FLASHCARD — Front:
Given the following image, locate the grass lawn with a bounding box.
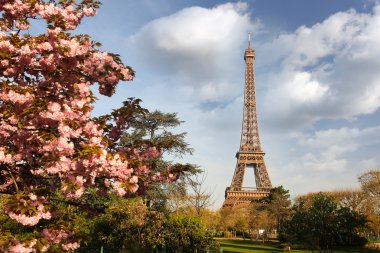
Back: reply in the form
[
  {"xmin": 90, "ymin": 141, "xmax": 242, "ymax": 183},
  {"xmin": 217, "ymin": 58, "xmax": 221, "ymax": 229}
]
[{"xmin": 218, "ymin": 239, "xmax": 380, "ymax": 253}]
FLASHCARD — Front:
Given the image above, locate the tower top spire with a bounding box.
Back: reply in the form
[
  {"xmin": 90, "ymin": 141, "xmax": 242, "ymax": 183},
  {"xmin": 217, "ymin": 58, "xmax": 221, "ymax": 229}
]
[{"xmin": 244, "ymin": 33, "xmax": 255, "ymax": 60}]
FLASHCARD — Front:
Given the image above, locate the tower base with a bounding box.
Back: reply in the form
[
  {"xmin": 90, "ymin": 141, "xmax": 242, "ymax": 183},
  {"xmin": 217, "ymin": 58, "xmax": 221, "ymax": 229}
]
[{"xmin": 222, "ymin": 187, "xmax": 270, "ymax": 208}]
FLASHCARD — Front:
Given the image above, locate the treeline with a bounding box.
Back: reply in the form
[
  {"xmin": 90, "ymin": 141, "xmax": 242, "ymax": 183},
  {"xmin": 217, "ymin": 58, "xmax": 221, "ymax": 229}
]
[{"xmin": 200, "ymin": 170, "xmax": 380, "ymax": 252}]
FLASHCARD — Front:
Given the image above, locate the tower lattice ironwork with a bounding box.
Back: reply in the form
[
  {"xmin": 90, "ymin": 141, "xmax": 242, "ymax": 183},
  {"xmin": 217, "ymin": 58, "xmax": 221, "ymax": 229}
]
[{"xmin": 222, "ymin": 34, "xmax": 272, "ymax": 208}]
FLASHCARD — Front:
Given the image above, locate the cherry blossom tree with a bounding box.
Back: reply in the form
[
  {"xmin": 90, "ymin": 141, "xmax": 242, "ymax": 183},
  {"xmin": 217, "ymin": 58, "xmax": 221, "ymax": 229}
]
[{"xmin": 0, "ymin": 1, "xmax": 173, "ymax": 251}]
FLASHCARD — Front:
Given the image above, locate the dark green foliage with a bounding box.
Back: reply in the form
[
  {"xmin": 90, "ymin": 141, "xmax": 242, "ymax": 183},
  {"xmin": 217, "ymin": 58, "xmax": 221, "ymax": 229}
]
[
  {"xmin": 77, "ymin": 198, "xmax": 151, "ymax": 253},
  {"xmin": 115, "ymin": 106, "xmax": 201, "ymax": 210},
  {"xmin": 119, "ymin": 108, "xmax": 193, "ymax": 156},
  {"xmin": 264, "ymin": 186, "xmax": 292, "ymax": 231},
  {"xmin": 250, "ymin": 185, "xmax": 292, "ymax": 235},
  {"xmin": 280, "ymin": 193, "xmax": 368, "ymax": 252},
  {"xmin": 78, "ymin": 199, "xmax": 219, "ymax": 253},
  {"xmin": 161, "ymin": 214, "xmax": 220, "ymax": 253}
]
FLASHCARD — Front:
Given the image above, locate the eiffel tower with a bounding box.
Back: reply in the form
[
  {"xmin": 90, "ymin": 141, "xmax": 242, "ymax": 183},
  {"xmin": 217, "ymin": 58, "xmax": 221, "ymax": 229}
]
[{"xmin": 222, "ymin": 34, "xmax": 272, "ymax": 208}]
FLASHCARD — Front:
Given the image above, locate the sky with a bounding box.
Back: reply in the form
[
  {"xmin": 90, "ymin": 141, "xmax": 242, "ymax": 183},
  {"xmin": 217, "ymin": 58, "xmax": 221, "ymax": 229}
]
[{"xmin": 77, "ymin": 0, "xmax": 380, "ymax": 208}]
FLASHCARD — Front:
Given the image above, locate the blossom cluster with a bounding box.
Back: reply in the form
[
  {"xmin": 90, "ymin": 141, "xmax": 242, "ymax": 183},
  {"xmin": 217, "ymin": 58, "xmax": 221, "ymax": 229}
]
[
  {"xmin": 2, "ymin": 0, "xmax": 96, "ymax": 31},
  {"xmin": 7, "ymin": 194, "xmax": 52, "ymax": 226},
  {"xmin": 4, "ymin": 239, "xmax": 48, "ymax": 253}
]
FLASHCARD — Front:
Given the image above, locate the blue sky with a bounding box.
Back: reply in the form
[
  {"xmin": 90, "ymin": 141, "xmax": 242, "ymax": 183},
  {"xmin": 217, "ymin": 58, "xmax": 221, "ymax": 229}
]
[{"xmin": 79, "ymin": 0, "xmax": 380, "ymax": 208}]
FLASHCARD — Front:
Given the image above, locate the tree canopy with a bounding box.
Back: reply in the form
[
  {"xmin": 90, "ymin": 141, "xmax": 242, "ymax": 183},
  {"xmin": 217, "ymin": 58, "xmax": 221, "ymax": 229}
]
[{"xmin": 280, "ymin": 193, "xmax": 368, "ymax": 252}]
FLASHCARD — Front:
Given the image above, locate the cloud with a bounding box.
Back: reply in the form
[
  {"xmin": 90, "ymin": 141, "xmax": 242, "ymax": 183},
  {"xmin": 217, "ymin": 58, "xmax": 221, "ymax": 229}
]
[
  {"xmin": 291, "ymin": 125, "xmax": 380, "ymax": 174},
  {"xmin": 298, "ymin": 125, "xmax": 380, "ymax": 148},
  {"xmin": 263, "ymin": 71, "xmax": 330, "ymax": 129},
  {"xmin": 358, "ymin": 159, "xmax": 380, "ymax": 170},
  {"xmin": 259, "ymin": 5, "xmax": 380, "ymax": 130},
  {"xmin": 128, "ymin": 2, "xmax": 261, "ymax": 103},
  {"xmin": 268, "ymin": 124, "xmax": 380, "ymax": 197}
]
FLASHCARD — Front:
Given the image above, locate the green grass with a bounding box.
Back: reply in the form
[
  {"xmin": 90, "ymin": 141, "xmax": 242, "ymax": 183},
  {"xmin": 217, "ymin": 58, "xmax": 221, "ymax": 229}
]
[
  {"xmin": 219, "ymin": 239, "xmax": 286, "ymax": 253},
  {"xmin": 218, "ymin": 239, "xmax": 380, "ymax": 253}
]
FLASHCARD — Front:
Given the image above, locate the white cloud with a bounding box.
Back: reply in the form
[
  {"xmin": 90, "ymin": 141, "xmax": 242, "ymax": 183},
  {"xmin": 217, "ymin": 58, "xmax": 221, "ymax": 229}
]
[
  {"xmin": 258, "ymin": 9, "xmax": 366, "ymax": 68},
  {"xmin": 298, "ymin": 126, "xmax": 380, "ymax": 148},
  {"xmin": 128, "ymin": 2, "xmax": 261, "ymax": 102},
  {"xmin": 148, "ymin": 3, "xmax": 249, "ymax": 54},
  {"xmin": 268, "ymin": 124, "xmax": 380, "ymax": 198},
  {"xmin": 259, "ymin": 5, "xmax": 380, "ymax": 130},
  {"xmin": 264, "ymin": 71, "xmax": 330, "ymax": 129},
  {"xmin": 290, "ymin": 73, "xmax": 329, "ymax": 103},
  {"xmin": 358, "ymin": 159, "xmax": 380, "ymax": 170}
]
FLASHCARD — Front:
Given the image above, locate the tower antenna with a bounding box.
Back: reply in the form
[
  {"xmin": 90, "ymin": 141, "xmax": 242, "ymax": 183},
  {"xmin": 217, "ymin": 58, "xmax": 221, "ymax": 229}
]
[{"xmin": 248, "ymin": 32, "xmax": 251, "ymax": 48}]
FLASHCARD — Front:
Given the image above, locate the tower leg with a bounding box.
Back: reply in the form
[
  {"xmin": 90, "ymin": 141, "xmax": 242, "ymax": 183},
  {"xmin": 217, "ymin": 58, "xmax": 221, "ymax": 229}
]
[
  {"xmin": 254, "ymin": 163, "xmax": 272, "ymax": 189},
  {"xmin": 230, "ymin": 162, "xmax": 246, "ymax": 190}
]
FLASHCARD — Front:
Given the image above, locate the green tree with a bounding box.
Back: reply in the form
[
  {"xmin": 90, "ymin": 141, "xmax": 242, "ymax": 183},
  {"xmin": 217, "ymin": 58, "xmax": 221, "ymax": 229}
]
[
  {"xmin": 161, "ymin": 214, "xmax": 219, "ymax": 253},
  {"xmin": 199, "ymin": 210, "xmax": 221, "ymax": 231},
  {"xmin": 247, "ymin": 186, "xmax": 291, "ymax": 241},
  {"xmin": 265, "ymin": 186, "xmax": 292, "ymax": 232},
  {"xmin": 117, "ymin": 108, "xmax": 200, "ymax": 210},
  {"xmin": 328, "ymin": 189, "xmax": 380, "ymax": 236},
  {"xmin": 280, "ymin": 193, "xmax": 367, "ymax": 252},
  {"xmin": 249, "ymin": 201, "xmax": 275, "ymax": 241},
  {"xmin": 120, "ymin": 109, "xmax": 193, "ymax": 156},
  {"xmin": 76, "ymin": 197, "xmax": 156, "ymax": 253}
]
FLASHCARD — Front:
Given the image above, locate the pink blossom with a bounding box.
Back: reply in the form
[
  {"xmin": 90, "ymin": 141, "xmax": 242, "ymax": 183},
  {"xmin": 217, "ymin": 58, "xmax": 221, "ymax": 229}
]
[
  {"xmin": 120, "ymin": 67, "xmax": 133, "ymax": 80},
  {"xmin": 47, "ymin": 27, "xmax": 62, "ymax": 37},
  {"xmin": 14, "ymin": 20, "xmax": 30, "ymax": 30},
  {"xmin": 127, "ymin": 176, "xmax": 139, "ymax": 192},
  {"xmin": 8, "ymin": 212, "xmax": 42, "ymax": 226},
  {"xmin": 62, "ymin": 242, "xmax": 80, "ymax": 251},
  {"xmin": 3, "ymin": 0, "xmax": 30, "ymax": 16},
  {"xmin": 76, "ymin": 82, "xmax": 91, "ymax": 96},
  {"xmin": 47, "ymin": 102, "xmax": 61, "ymax": 113},
  {"xmin": 4, "ymin": 242, "xmax": 34, "ymax": 253},
  {"xmin": 0, "ymin": 90, "xmax": 33, "ymax": 105},
  {"xmin": 83, "ymin": 121, "xmax": 103, "ymax": 136},
  {"xmin": 0, "ymin": 150, "xmax": 14, "ymax": 164},
  {"xmin": 0, "ymin": 59, "xmax": 9, "ymax": 67},
  {"xmin": 82, "ymin": 7, "xmax": 96, "ymax": 16},
  {"xmin": 129, "ymin": 175, "xmax": 138, "ymax": 184},
  {"xmin": 42, "ymin": 229, "xmax": 69, "ymax": 244},
  {"xmin": 0, "ymin": 122, "xmax": 18, "ymax": 138},
  {"xmin": 113, "ymin": 181, "xmax": 127, "ymax": 196},
  {"xmin": 58, "ymin": 124, "xmax": 72, "ymax": 137},
  {"xmin": 0, "ymin": 40, "xmax": 14, "ymax": 52},
  {"xmin": 28, "ymin": 193, "xmax": 37, "ymax": 201},
  {"xmin": 88, "ymin": 136, "xmax": 102, "ymax": 145},
  {"xmin": 7, "ymin": 197, "xmax": 52, "ymax": 226},
  {"xmin": 38, "ymin": 42, "xmax": 53, "ymax": 51},
  {"xmin": 70, "ymin": 98, "xmax": 86, "ymax": 108}
]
